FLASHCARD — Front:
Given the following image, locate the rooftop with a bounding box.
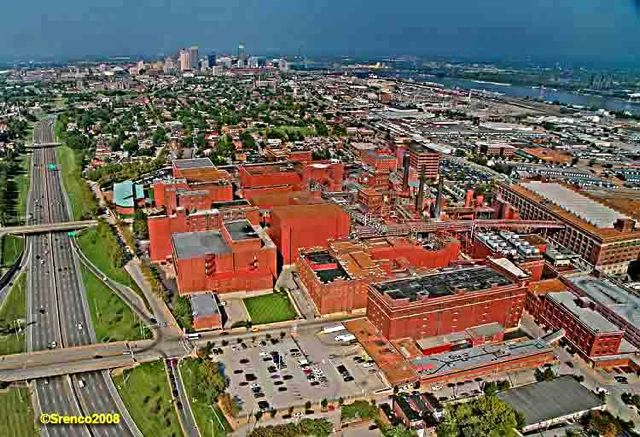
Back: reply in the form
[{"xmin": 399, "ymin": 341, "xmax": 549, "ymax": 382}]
[
  {"xmin": 113, "ymin": 180, "xmax": 144, "ymax": 208},
  {"xmin": 225, "ymin": 219, "xmax": 259, "ymax": 241},
  {"xmin": 412, "ymin": 338, "xmax": 552, "ymax": 378},
  {"xmin": 564, "ymin": 274, "xmax": 640, "ymax": 329},
  {"xmin": 190, "ymin": 292, "xmax": 220, "ymax": 318},
  {"xmin": 497, "ymin": 376, "xmax": 603, "ymax": 428},
  {"xmin": 547, "ymin": 291, "xmax": 622, "ymax": 334},
  {"xmin": 372, "ymin": 266, "xmax": 512, "ymax": 302},
  {"xmin": 520, "ymin": 181, "xmax": 631, "ymax": 229},
  {"xmin": 172, "ymin": 230, "xmax": 230, "ymax": 259},
  {"xmin": 173, "ymin": 158, "xmax": 215, "ymax": 169}
]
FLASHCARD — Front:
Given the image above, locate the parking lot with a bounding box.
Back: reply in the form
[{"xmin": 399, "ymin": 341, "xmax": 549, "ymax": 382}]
[{"xmin": 217, "ymin": 329, "xmax": 388, "ymax": 414}]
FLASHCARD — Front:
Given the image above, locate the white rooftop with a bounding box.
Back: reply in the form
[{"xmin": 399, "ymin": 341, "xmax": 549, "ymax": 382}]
[{"xmin": 521, "ymin": 181, "xmax": 630, "ymax": 228}]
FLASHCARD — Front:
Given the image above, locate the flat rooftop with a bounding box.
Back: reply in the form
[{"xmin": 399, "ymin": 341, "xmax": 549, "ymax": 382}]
[
  {"xmin": 547, "ymin": 291, "xmax": 621, "ymax": 334},
  {"xmin": 212, "ymin": 199, "xmax": 251, "ymax": 208},
  {"xmin": 412, "ymin": 338, "xmax": 552, "ymax": 379},
  {"xmin": 521, "ymin": 182, "xmax": 631, "ymax": 229},
  {"xmin": 372, "ymin": 266, "xmax": 512, "ymax": 302},
  {"xmin": 225, "ymin": 220, "xmax": 259, "ymax": 241},
  {"xmin": 173, "ymin": 158, "xmax": 215, "ymax": 169},
  {"xmin": 564, "ymin": 274, "xmax": 640, "ymax": 329},
  {"xmin": 497, "ymin": 376, "xmax": 603, "ymax": 428},
  {"xmin": 172, "ymin": 230, "xmax": 230, "ymax": 259},
  {"xmin": 190, "ymin": 292, "xmax": 220, "ymax": 317},
  {"xmin": 243, "ymin": 162, "xmax": 297, "ymax": 175}
]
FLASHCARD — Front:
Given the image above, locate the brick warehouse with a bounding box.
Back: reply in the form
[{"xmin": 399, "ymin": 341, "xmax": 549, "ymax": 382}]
[
  {"xmin": 269, "ymin": 203, "xmax": 351, "ymax": 264},
  {"xmin": 296, "ymin": 237, "xmax": 461, "ymax": 315},
  {"xmin": 527, "ymin": 291, "xmax": 624, "ymax": 359},
  {"xmin": 497, "ymin": 181, "xmax": 640, "ymax": 275},
  {"xmin": 367, "ymin": 261, "xmax": 529, "ymax": 341},
  {"xmin": 148, "ymin": 200, "xmax": 260, "ymax": 262},
  {"xmin": 172, "ymin": 219, "xmax": 277, "ymax": 294}
]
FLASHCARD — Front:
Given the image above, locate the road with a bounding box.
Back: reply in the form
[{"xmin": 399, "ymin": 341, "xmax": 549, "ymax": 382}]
[
  {"xmin": 27, "ymin": 117, "xmax": 140, "ymax": 437},
  {"xmin": 166, "ymin": 359, "xmax": 199, "ymax": 437}
]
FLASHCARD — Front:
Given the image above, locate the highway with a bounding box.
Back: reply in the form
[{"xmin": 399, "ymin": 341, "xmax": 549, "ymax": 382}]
[{"xmin": 27, "ymin": 118, "xmax": 140, "ymax": 437}]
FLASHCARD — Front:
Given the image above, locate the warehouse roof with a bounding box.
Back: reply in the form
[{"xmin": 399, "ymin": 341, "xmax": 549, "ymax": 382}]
[
  {"xmin": 497, "ymin": 376, "xmax": 603, "ymax": 428},
  {"xmin": 521, "ymin": 181, "xmax": 630, "ymax": 228},
  {"xmin": 190, "ymin": 292, "xmax": 220, "ymax": 318},
  {"xmin": 225, "ymin": 220, "xmax": 259, "ymax": 241},
  {"xmin": 372, "ymin": 266, "xmax": 512, "ymax": 302},
  {"xmin": 173, "ymin": 158, "xmax": 215, "ymax": 169},
  {"xmin": 172, "ymin": 231, "xmax": 230, "ymax": 259},
  {"xmin": 547, "ymin": 291, "xmax": 621, "ymax": 334}
]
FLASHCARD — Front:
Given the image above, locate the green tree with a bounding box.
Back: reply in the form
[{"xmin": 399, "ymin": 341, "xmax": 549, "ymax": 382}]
[
  {"xmin": 382, "ymin": 424, "xmax": 417, "ymax": 437},
  {"xmin": 436, "ymin": 395, "xmax": 521, "ymax": 437},
  {"xmin": 132, "ymin": 209, "xmax": 149, "ymax": 239}
]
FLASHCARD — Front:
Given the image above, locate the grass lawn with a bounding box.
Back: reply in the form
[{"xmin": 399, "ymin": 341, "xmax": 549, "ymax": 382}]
[
  {"xmin": 0, "ymin": 273, "xmax": 27, "ymax": 355},
  {"xmin": 55, "ymin": 145, "xmax": 98, "ymax": 220},
  {"xmin": 243, "ymin": 291, "xmax": 297, "ymax": 324},
  {"xmin": 77, "ymin": 227, "xmax": 139, "ymax": 290},
  {"xmin": 113, "ymin": 361, "xmax": 182, "ymax": 437},
  {"xmin": 0, "ymin": 387, "xmax": 37, "ymax": 437},
  {"xmin": 81, "ymin": 265, "xmax": 150, "ymax": 342},
  {"xmin": 1, "ymin": 235, "xmax": 25, "ymax": 268},
  {"xmin": 180, "ymin": 359, "xmax": 232, "ymax": 437},
  {"xmin": 16, "ymin": 153, "xmax": 31, "ymax": 220}
]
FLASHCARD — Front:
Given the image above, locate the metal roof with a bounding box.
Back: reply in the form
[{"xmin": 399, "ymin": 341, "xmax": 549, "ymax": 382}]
[
  {"xmin": 521, "ymin": 181, "xmax": 630, "ymax": 228},
  {"xmin": 113, "ymin": 180, "xmax": 144, "ymax": 208},
  {"xmin": 190, "ymin": 292, "xmax": 220, "ymax": 317},
  {"xmin": 497, "ymin": 376, "xmax": 603, "ymax": 427},
  {"xmin": 225, "ymin": 220, "xmax": 259, "ymax": 241},
  {"xmin": 547, "ymin": 291, "xmax": 621, "ymax": 334},
  {"xmin": 173, "ymin": 158, "xmax": 215, "ymax": 169}
]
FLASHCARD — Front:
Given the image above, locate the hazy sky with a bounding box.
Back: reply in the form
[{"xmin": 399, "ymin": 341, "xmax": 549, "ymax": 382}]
[{"xmin": 2, "ymin": 0, "xmax": 639, "ymax": 66}]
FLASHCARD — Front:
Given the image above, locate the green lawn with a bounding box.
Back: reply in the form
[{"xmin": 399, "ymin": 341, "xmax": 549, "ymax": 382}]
[
  {"xmin": 0, "ymin": 387, "xmax": 37, "ymax": 437},
  {"xmin": 55, "ymin": 145, "xmax": 98, "ymax": 220},
  {"xmin": 180, "ymin": 358, "xmax": 232, "ymax": 437},
  {"xmin": 113, "ymin": 361, "xmax": 182, "ymax": 437},
  {"xmin": 16, "ymin": 153, "xmax": 31, "ymax": 220},
  {"xmin": 243, "ymin": 291, "xmax": 297, "ymax": 324},
  {"xmin": 1, "ymin": 235, "xmax": 25, "ymax": 268},
  {"xmin": 0, "ymin": 273, "xmax": 27, "ymax": 355},
  {"xmin": 77, "ymin": 227, "xmax": 139, "ymax": 289},
  {"xmin": 81, "ymin": 265, "xmax": 150, "ymax": 342}
]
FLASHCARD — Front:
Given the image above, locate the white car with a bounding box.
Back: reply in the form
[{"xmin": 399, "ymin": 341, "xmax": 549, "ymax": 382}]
[
  {"xmin": 259, "ymin": 352, "xmax": 269, "ymax": 357},
  {"xmin": 250, "ymin": 383, "xmax": 260, "ymax": 389},
  {"xmin": 431, "ymin": 384, "xmax": 443, "ymax": 391},
  {"xmin": 77, "ymin": 323, "xmax": 83, "ymax": 331}
]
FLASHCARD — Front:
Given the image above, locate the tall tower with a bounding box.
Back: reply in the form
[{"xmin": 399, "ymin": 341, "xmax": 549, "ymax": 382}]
[
  {"xmin": 179, "ymin": 49, "xmax": 190, "ymax": 72},
  {"xmin": 188, "ymin": 46, "xmax": 199, "ymax": 70},
  {"xmin": 238, "ymin": 43, "xmax": 246, "ymax": 63}
]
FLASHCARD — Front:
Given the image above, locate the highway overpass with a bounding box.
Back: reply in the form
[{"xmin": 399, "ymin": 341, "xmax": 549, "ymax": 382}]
[{"xmin": 0, "ymin": 220, "xmax": 97, "ymax": 236}]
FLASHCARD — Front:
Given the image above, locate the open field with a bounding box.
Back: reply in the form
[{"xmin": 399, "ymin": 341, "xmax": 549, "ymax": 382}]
[
  {"xmin": 0, "ymin": 273, "xmax": 27, "ymax": 355},
  {"xmin": 180, "ymin": 358, "xmax": 232, "ymax": 437},
  {"xmin": 0, "ymin": 387, "xmax": 37, "ymax": 437},
  {"xmin": 113, "ymin": 361, "xmax": 182, "ymax": 437},
  {"xmin": 81, "ymin": 265, "xmax": 150, "ymax": 342},
  {"xmin": 55, "ymin": 145, "xmax": 98, "ymax": 220},
  {"xmin": 243, "ymin": 291, "xmax": 297, "ymax": 325},
  {"xmin": 1, "ymin": 235, "xmax": 25, "ymax": 268}
]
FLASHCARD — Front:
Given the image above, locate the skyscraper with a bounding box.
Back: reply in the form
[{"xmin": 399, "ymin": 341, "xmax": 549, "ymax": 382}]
[
  {"xmin": 207, "ymin": 51, "xmax": 216, "ymax": 67},
  {"xmin": 179, "ymin": 49, "xmax": 190, "ymax": 72},
  {"xmin": 188, "ymin": 46, "xmax": 199, "ymax": 70},
  {"xmin": 238, "ymin": 43, "xmax": 246, "ymax": 63}
]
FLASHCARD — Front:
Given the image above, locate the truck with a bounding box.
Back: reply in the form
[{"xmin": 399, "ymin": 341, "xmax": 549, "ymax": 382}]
[
  {"xmin": 322, "ymin": 324, "xmax": 345, "ymax": 334},
  {"xmin": 335, "ymin": 333, "xmax": 356, "ymax": 343}
]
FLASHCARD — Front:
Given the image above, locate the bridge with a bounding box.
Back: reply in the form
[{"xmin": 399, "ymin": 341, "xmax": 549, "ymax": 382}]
[
  {"xmin": 27, "ymin": 142, "xmax": 62, "ymax": 149},
  {"xmin": 0, "ymin": 220, "xmax": 98, "ymax": 236}
]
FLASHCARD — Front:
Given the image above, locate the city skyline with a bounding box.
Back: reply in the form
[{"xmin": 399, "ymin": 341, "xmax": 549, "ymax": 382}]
[{"xmin": 2, "ymin": 0, "xmax": 640, "ymax": 68}]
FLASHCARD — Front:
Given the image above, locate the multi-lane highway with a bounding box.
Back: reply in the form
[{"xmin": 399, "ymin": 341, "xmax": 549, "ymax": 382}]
[{"xmin": 27, "ymin": 118, "xmax": 140, "ymax": 437}]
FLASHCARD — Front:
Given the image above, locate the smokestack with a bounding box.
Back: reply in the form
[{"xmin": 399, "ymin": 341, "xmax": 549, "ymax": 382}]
[
  {"xmin": 434, "ymin": 176, "xmax": 444, "ymax": 219},
  {"xmin": 415, "ymin": 166, "xmax": 426, "ymax": 212},
  {"xmin": 464, "ymin": 189, "xmax": 474, "ymax": 208},
  {"xmin": 402, "ymin": 153, "xmax": 410, "ymax": 191}
]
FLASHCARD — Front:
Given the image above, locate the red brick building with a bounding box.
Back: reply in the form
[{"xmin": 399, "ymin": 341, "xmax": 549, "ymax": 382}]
[
  {"xmin": 296, "ymin": 237, "xmax": 460, "ymax": 315},
  {"xmin": 239, "ymin": 161, "xmax": 344, "ymax": 198},
  {"xmin": 367, "ymin": 262, "xmax": 528, "ymax": 341},
  {"xmin": 148, "ymin": 201, "xmax": 260, "ymax": 262},
  {"xmin": 528, "ymin": 291, "xmax": 624, "ymax": 358},
  {"xmin": 270, "ymin": 203, "xmax": 351, "ymax": 265},
  {"xmin": 190, "ymin": 292, "xmax": 223, "ymax": 331},
  {"xmin": 409, "ymin": 142, "xmax": 440, "ymax": 179},
  {"xmin": 171, "ymin": 219, "xmax": 277, "ymax": 294}
]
